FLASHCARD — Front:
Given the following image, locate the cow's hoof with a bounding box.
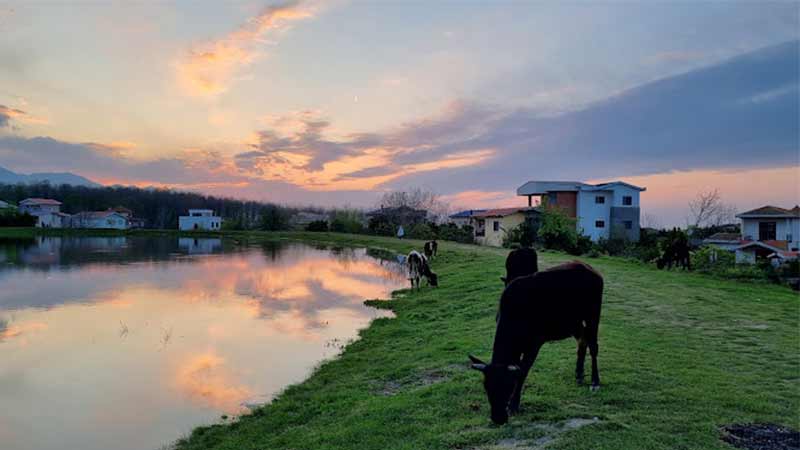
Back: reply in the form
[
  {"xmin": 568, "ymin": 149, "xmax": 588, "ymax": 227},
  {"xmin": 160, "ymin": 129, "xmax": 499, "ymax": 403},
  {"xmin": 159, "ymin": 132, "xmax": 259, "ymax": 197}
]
[{"xmin": 590, "ymin": 384, "xmax": 601, "ymax": 393}]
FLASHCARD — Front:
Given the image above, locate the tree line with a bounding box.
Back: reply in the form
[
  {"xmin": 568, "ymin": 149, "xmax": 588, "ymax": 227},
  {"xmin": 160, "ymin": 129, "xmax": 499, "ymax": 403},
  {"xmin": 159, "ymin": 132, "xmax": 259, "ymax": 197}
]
[{"xmin": 0, "ymin": 183, "xmax": 299, "ymax": 230}]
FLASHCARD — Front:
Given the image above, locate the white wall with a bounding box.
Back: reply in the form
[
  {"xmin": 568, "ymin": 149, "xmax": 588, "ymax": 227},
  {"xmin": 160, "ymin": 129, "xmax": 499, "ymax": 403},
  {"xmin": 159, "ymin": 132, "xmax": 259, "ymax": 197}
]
[
  {"xmin": 741, "ymin": 217, "xmax": 798, "ymax": 246},
  {"xmin": 609, "ymin": 185, "xmax": 641, "ymax": 207},
  {"xmin": 577, "ymin": 191, "xmax": 611, "ymax": 241},
  {"xmin": 179, "ymin": 215, "xmax": 222, "ymax": 231},
  {"xmin": 20, "ymin": 203, "xmax": 60, "ymax": 215}
]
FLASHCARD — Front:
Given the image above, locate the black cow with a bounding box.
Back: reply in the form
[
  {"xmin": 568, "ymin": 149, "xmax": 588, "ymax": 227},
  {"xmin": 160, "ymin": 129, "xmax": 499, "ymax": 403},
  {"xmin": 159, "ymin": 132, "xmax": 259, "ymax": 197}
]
[
  {"xmin": 501, "ymin": 247, "xmax": 538, "ymax": 286},
  {"xmin": 407, "ymin": 250, "xmax": 439, "ymax": 289},
  {"xmin": 423, "ymin": 240, "xmax": 438, "ymax": 259},
  {"xmin": 470, "ymin": 261, "xmax": 603, "ymax": 425}
]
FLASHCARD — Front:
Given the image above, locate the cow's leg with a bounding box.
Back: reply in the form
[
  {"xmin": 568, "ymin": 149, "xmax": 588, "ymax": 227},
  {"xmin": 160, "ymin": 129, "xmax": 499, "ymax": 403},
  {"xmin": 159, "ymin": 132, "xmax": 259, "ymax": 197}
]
[
  {"xmin": 588, "ymin": 325, "xmax": 601, "ymax": 391},
  {"xmin": 575, "ymin": 336, "xmax": 588, "ymax": 385},
  {"xmin": 508, "ymin": 344, "xmax": 541, "ymax": 415}
]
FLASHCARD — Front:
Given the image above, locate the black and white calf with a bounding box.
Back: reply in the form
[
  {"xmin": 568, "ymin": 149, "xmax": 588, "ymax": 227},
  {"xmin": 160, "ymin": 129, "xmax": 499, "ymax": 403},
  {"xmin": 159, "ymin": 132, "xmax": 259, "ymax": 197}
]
[{"xmin": 406, "ymin": 250, "xmax": 439, "ymax": 289}]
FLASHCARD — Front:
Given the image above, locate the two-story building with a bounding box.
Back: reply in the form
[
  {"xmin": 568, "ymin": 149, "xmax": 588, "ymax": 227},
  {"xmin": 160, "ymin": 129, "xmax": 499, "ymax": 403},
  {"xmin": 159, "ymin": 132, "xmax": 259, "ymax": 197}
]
[
  {"xmin": 732, "ymin": 205, "xmax": 800, "ymax": 264},
  {"xmin": 179, "ymin": 209, "xmax": 222, "ymax": 231},
  {"xmin": 516, "ymin": 180, "xmax": 646, "ymax": 241},
  {"xmin": 18, "ymin": 198, "xmax": 69, "ymax": 228}
]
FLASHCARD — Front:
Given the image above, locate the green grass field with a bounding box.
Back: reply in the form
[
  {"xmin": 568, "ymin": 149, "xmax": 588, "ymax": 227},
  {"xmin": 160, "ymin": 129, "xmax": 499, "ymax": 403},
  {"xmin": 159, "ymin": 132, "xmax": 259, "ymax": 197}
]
[{"xmin": 3, "ymin": 228, "xmax": 798, "ymax": 449}]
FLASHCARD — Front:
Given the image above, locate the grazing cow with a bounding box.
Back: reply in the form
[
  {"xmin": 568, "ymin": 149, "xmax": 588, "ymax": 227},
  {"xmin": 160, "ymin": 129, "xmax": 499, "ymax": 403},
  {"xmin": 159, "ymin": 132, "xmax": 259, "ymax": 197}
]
[
  {"xmin": 656, "ymin": 228, "xmax": 691, "ymax": 270},
  {"xmin": 470, "ymin": 261, "xmax": 603, "ymax": 425},
  {"xmin": 423, "ymin": 240, "xmax": 438, "ymax": 259},
  {"xmin": 501, "ymin": 247, "xmax": 538, "ymax": 286},
  {"xmin": 406, "ymin": 250, "xmax": 439, "ymax": 289}
]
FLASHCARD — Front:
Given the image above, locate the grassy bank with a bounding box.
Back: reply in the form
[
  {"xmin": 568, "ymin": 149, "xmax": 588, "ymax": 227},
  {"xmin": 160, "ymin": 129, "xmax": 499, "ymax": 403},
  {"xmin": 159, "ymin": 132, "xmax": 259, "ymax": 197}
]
[{"xmin": 2, "ymin": 228, "xmax": 798, "ymax": 449}]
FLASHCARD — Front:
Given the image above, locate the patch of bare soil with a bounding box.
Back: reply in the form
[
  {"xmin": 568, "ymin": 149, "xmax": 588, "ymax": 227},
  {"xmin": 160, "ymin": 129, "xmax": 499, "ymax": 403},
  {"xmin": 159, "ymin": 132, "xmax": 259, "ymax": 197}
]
[
  {"xmin": 375, "ymin": 365, "xmax": 464, "ymax": 396},
  {"xmin": 721, "ymin": 423, "xmax": 800, "ymax": 450},
  {"xmin": 480, "ymin": 417, "xmax": 601, "ymax": 450}
]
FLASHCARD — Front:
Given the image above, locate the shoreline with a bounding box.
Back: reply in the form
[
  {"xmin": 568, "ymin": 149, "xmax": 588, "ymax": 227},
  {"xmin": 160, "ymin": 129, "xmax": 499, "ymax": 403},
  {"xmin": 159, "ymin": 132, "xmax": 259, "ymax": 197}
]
[{"xmin": 1, "ymin": 228, "xmax": 797, "ymax": 449}]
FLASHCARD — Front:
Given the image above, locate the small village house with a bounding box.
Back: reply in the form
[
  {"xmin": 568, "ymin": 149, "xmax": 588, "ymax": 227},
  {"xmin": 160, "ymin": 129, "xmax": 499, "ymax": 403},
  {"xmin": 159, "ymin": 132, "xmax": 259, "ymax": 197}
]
[
  {"xmin": 448, "ymin": 209, "xmax": 487, "ymax": 228},
  {"xmin": 70, "ymin": 210, "xmax": 131, "ymax": 230},
  {"xmin": 732, "ymin": 206, "xmax": 799, "ymax": 264},
  {"xmin": 18, "ymin": 198, "xmax": 70, "ymax": 228},
  {"xmin": 179, "ymin": 209, "xmax": 222, "ymax": 231},
  {"xmin": 516, "ymin": 180, "xmax": 646, "ymax": 242},
  {"xmin": 472, "ymin": 207, "xmax": 539, "ymax": 247},
  {"xmin": 0, "ymin": 200, "xmax": 12, "ymax": 209}
]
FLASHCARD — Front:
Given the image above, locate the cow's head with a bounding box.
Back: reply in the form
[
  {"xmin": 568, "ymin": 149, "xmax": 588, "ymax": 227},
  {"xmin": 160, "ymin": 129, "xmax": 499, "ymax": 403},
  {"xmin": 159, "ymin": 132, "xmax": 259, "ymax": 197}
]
[
  {"xmin": 426, "ymin": 271, "xmax": 439, "ymax": 287},
  {"xmin": 503, "ymin": 248, "xmax": 538, "ymax": 287},
  {"xmin": 469, "ymin": 355, "xmax": 520, "ymax": 424}
]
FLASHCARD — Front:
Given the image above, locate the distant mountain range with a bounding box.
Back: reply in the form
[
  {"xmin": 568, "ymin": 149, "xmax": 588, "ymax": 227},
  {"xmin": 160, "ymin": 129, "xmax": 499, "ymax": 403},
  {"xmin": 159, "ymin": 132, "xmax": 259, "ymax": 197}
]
[{"xmin": 0, "ymin": 166, "xmax": 100, "ymax": 187}]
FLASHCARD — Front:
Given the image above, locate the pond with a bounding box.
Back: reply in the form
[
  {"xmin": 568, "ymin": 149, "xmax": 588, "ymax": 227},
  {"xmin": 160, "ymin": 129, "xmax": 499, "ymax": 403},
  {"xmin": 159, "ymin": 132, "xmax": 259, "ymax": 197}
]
[{"xmin": 0, "ymin": 236, "xmax": 406, "ymax": 450}]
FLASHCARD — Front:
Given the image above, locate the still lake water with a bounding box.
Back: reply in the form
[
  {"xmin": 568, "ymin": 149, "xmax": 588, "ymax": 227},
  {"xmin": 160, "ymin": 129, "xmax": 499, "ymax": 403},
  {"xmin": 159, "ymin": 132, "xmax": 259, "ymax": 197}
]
[{"xmin": 0, "ymin": 236, "xmax": 406, "ymax": 450}]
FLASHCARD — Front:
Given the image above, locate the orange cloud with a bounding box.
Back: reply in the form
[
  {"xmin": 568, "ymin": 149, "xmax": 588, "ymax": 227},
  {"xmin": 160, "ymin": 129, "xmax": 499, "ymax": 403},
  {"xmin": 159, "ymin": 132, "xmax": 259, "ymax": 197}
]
[
  {"xmin": 175, "ymin": 1, "xmax": 316, "ymax": 97},
  {"xmin": 0, "ymin": 104, "xmax": 48, "ymax": 126},
  {"xmin": 441, "ymin": 189, "xmax": 522, "ymax": 209},
  {"xmin": 0, "ymin": 321, "xmax": 48, "ymax": 341},
  {"xmin": 175, "ymin": 353, "xmax": 252, "ymax": 411}
]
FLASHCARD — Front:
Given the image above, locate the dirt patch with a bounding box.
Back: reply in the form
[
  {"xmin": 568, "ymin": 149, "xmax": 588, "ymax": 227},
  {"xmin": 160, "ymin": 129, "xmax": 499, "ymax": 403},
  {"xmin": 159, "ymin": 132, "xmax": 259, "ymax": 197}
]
[
  {"xmin": 721, "ymin": 423, "xmax": 799, "ymax": 450},
  {"xmin": 473, "ymin": 417, "xmax": 601, "ymax": 450},
  {"xmin": 375, "ymin": 365, "xmax": 464, "ymax": 396}
]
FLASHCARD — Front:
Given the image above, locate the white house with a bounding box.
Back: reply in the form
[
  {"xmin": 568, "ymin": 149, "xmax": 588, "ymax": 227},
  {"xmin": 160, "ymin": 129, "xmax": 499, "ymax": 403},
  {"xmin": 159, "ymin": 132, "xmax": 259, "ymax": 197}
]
[
  {"xmin": 179, "ymin": 209, "xmax": 222, "ymax": 231},
  {"xmin": 18, "ymin": 198, "xmax": 69, "ymax": 228},
  {"xmin": 516, "ymin": 180, "xmax": 646, "ymax": 242},
  {"xmin": 733, "ymin": 205, "xmax": 800, "ymax": 264},
  {"xmin": 69, "ymin": 210, "xmax": 130, "ymax": 230}
]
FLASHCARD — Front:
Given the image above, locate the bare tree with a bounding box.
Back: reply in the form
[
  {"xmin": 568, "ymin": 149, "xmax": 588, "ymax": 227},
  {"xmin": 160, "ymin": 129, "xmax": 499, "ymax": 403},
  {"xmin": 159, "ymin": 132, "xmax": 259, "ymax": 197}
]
[
  {"xmin": 688, "ymin": 189, "xmax": 737, "ymax": 228},
  {"xmin": 378, "ymin": 187, "xmax": 450, "ymax": 223}
]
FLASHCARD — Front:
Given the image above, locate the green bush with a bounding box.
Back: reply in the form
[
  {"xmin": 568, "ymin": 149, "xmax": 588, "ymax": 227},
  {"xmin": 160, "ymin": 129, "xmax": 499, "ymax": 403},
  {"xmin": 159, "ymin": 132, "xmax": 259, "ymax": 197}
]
[
  {"xmin": 691, "ymin": 246, "xmax": 735, "ymax": 272},
  {"xmin": 0, "ymin": 210, "xmax": 36, "ymax": 227},
  {"xmin": 305, "ymin": 220, "xmax": 328, "ymax": 232},
  {"xmin": 329, "ymin": 209, "xmax": 364, "ymax": 234},
  {"xmin": 502, "ymin": 220, "xmax": 537, "ymax": 248},
  {"xmin": 538, "ymin": 206, "xmax": 578, "ymax": 253},
  {"xmin": 437, "ymin": 223, "xmax": 474, "ymax": 244},
  {"xmin": 408, "ymin": 223, "xmax": 435, "ymax": 240}
]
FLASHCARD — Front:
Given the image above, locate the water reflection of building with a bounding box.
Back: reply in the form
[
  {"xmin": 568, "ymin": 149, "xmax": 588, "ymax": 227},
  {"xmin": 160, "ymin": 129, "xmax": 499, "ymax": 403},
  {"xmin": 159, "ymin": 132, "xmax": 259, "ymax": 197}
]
[{"xmin": 178, "ymin": 237, "xmax": 223, "ymax": 254}]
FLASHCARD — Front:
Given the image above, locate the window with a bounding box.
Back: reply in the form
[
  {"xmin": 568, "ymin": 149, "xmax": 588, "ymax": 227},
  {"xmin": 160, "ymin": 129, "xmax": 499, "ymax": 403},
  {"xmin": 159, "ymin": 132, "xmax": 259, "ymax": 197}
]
[
  {"xmin": 192, "ymin": 212, "xmax": 201, "ymax": 217},
  {"xmin": 787, "ymin": 233, "xmax": 793, "ymax": 242},
  {"xmin": 758, "ymin": 221, "xmax": 777, "ymax": 241},
  {"xmin": 595, "ymin": 220, "xmax": 605, "ymax": 228},
  {"xmin": 493, "ymin": 221, "xmax": 500, "ymax": 232},
  {"xmin": 623, "ymin": 196, "xmax": 633, "ymax": 206},
  {"xmin": 594, "ymin": 196, "xmax": 605, "ymax": 204},
  {"xmin": 624, "ymin": 220, "xmax": 633, "ymax": 230}
]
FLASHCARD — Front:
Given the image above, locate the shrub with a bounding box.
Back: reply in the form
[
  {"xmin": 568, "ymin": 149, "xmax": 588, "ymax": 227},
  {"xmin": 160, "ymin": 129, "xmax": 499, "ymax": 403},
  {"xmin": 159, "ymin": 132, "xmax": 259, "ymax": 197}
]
[
  {"xmin": 329, "ymin": 209, "xmax": 364, "ymax": 234},
  {"xmin": 691, "ymin": 246, "xmax": 735, "ymax": 272},
  {"xmin": 259, "ymin": 205, "xmax": 291, "ymax": 231},
  {"xmin": 305, "ymin": 220, "xmax": 328, "ymax": 232},
  {"xmin": 0, "ymin": 210, "xmax": 36, "ymax": 227},
  {"xmin": 438, "ymin": 223, "xmax": 474, "ymax": 244},
  {"xmin": 538, "ymin": 205, "xmax": 578, "ymax": 253},
  {"xmin": 408, "ymin": 222, "xmax": 435, "ymax": 240},
  {"xmin": 502, "ymin": 220, "xmax": 537, "ymax": 248}
]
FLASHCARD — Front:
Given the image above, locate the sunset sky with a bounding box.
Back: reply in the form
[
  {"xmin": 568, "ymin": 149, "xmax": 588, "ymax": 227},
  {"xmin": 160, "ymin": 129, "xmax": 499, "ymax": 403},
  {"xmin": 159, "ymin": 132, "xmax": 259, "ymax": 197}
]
[{"xmin": 0, "ymin": 1, "xmax": 797, "ymax": 226}]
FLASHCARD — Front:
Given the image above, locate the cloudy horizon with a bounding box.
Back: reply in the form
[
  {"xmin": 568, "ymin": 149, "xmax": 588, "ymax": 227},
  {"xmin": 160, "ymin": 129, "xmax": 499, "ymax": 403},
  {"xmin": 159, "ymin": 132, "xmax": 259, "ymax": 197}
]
[{"xmin": 0, "ymin": 1, "xmax": 797, "ymax": 226}]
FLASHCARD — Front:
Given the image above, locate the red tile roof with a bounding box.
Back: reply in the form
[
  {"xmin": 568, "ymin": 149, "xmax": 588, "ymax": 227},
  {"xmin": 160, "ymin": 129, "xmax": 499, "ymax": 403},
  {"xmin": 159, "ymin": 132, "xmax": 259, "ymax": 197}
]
[
  {"xmin": 20, "ymin": 198, "xmax": 62, "ymax": 206},
  {"xmin": 737, "ymin": 205, "xmax": 800, "ymax": 217},
  {"xmin": 473, "ymin": 207, "xmax": 537, "ymax": 218}
]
